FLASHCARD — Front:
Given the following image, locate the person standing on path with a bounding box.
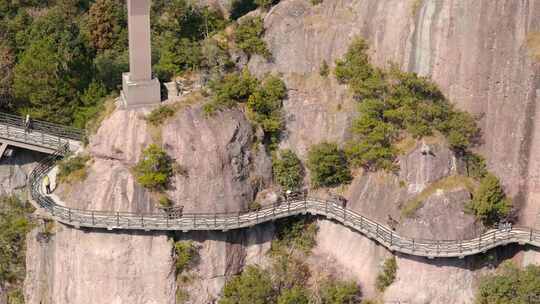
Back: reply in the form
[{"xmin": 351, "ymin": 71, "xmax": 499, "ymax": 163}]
[{"xmin": 44, "ymin": 175, "xmax": 51, "ymax": 194}]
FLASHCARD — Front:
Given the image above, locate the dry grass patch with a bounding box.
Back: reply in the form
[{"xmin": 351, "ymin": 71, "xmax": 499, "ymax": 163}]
[
  {"xmin": 57, "ymin": 154, "xmax": 92, "ymax": 185},
  {"xmin": 85, "ymin": 98, "xmax": 116, "ymax": 136},
  {"xmin": 401, "ymin": 175, "xmax": 475, "ymax": 218},
  {"xmin": 527, "ymin": 32, "xmax": 540, "ymax": 62},
  {"xmin": 395, "ymin": 134, "xmax": 417, "ymax": 155},
  {"xmin": 411, "ymin": 0, "xmax": 423, "ymax": 17}
]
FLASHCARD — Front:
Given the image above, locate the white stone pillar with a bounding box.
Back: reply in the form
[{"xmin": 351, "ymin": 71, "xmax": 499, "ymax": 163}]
[{"xmin": 121, "ymin": 0, "xmax": 161, "ymax": 108}]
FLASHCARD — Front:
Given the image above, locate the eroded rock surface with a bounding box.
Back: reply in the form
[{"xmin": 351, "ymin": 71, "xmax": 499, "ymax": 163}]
[{"xmin": 24, "ymin": 102, "xmax": 273, "ymax": 303}]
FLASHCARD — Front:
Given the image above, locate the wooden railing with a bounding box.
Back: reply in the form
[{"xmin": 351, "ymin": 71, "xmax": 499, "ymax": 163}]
[
  {"xmin": 0, "ymin": 112, "xmax": 84, "ymax": 152},
  {"xmin": 27, "ymin": 147, "xmax": 540, "ymax": 258}
]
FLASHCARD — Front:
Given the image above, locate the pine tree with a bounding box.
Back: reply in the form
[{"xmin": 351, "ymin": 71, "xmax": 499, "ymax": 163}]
[{"xmin": 87, "ymin": 0, "xmax": 126, "ymax": 52}]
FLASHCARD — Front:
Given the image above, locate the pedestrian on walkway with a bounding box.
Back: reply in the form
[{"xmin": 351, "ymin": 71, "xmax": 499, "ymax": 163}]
[
  {"xmin": 44, "ymin": 175, "xmax": 51, "ymax": 194},
  {"xmin": 24, "ymin": 114, "xmax": 31, "ymax": 132}
]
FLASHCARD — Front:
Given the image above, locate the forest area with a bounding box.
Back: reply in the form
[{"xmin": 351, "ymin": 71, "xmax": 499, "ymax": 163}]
[{"xmin": 0, "ymin": 0, "xmax": 241, "ymax": 126}]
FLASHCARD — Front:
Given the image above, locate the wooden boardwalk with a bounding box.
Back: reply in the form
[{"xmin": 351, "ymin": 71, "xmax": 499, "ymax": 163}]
[{"xmin": 0, "ymin": 111, "xmax": 534, "ymax": 259}]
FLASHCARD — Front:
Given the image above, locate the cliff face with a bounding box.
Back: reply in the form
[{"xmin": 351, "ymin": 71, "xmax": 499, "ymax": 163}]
[
  {"xmin": 248, "ymin": 0, "xmax": 540, "ymax": 301},
  {"xmin": 23, "ymin": 103, "xmax": 273, "ymax": 303},
  {"xmin": 18, "ymin": 0, "xmax": 540, "ymax": 303},
  {"xmin": 252, "ymin": 0, "xmax": 540, "ymax": 199}
]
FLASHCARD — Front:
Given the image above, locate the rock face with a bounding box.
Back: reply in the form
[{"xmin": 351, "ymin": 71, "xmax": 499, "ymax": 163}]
[
  {"xmin": 24, "ymin": 102, "xmax": 273, "ymax": 303},
  {"xmin": 246, "ymin": 0, "xmax": 540, "ymax": 301},
  {"xmin": 24, "ymin": 227, "xmax": 175, "ymax": 304},
  {"xmin": 0, "ymin": 149, "xmax": 44, "ymax": 196},
  {"xmin": 174, "ymin": 224, "xmax": 274, "ymax": 303},
  {"xmin": 252, "ymin": 0, "xmax": 540, "ymax": 201},
  {"xmin": 19, "ymin": 1, "xmax": 540, "ymax": 303}
]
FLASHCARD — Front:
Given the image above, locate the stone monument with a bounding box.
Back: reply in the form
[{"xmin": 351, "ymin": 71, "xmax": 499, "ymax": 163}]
[{"xmin": 120, "ymin": 0, "xmax": 161, "ymax": 108}]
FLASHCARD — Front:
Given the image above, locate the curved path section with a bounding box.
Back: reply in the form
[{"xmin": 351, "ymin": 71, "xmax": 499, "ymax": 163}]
[{"xmin": 27, "ymin": 147, "xmax": 540, "ymax": 259}]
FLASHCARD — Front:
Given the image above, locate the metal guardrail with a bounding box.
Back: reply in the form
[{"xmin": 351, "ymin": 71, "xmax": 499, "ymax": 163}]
[
  {"xmin": 0, "ymin": 112, "xmax": 84, "ymax": 141},
  {"xmin": 27, "ymin": 147, "xmax": 540, "ymax": 258},
  {"xmin": 0, "ymin": 112, "xmax": 84, "ymax": 152}
]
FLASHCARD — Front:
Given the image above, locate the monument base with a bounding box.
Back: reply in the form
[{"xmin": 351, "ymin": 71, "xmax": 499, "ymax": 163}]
[{"xmin": 120, "ymin": 73, "xmax": 161, "ymax": 109}]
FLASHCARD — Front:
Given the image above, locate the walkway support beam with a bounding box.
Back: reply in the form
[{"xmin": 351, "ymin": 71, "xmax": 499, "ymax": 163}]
[{"xmin": 121, "ymin": 0, "xmax": 160, "ymax": 108}]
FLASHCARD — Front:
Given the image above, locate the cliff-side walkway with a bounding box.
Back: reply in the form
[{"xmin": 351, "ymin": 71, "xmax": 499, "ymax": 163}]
[{"xmin": 0, "ymin": 112, "xmax": 536, "ymax": 259}]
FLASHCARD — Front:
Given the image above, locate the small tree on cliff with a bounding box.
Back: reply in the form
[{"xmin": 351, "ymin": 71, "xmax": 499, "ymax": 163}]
[
  {"xmin": 272, "ymin": 149, "xmax": 304, "ymax": 191},
  {"xmin": 467, "ymin": 173, "xmax": 511, "ymax": 226},
  {"xmin": 133, "ymin": 144, "xmax": 174, "ymax": 191},
  {"xmin": 307, "ymin": 143, "xmax": 352, "ymax": 188}
]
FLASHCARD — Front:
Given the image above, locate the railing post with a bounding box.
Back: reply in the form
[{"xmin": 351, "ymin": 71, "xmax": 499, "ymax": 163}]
[
  {"xmin": 459, "ymin": 240, "xmax": 462, "ymax": 253},
  {"xmin": 478, "ymin": 235, "xmax": 482, "ymax": 250},
  {"xmin": 141, "ymin": 215, "xmax": 144, "ymax": 228},
  {"xmin": 237, "ymin": 212, "xmax": 240, "ymax": 227},
  {"xmin": 376, "ymin": 223, "xmax": 379, "ymax": 237},
  {"xmin": 116, "ymin": 212, "xmax": 119, "ymax": 227},
  {"xmin": 304, "ymin": 200, "xmax": 307, "ymax": 214},
  {"xmin": 68, "ymin": 209, "xmax": 72, "ymax": 222},
  {"xmin": 360, "ymin": 216, "xmax": 364, "ymax": 229},
  {"xmin": 166, "ymin": 216, "xmax": 169, "ymax": 228},
  {"xmin": 531, "ymin": 228, "xmax": 533, "ymax": 242},
  {"xmin": 390, "ymin": 231, "xmax": 393, "ymax": 247},
  {"xmin": 92, "ymin": 211, "xmax": 95, "ymax": 226},
  {"xmin": 214, "ymin": 214, "xmax": 217, "ymax": 228},
  {"xmin": 256, "ymin": 210, "xmax": 259, "ymax": 224},
  {"xmin": 325, "ymin": 200, "xmax": 328, "ymax": 215},
  {"xmin": 288, "ymin": 200, "xmax": 290, "ymax": 214},
  {"xmin": 343, "ymin": 205, "xmax": 346, "ymax": 222},
  {"xmin": 412, "ymin": 239, "xmax": 415, "ymax": 251},
  {"xmin": 193, "ymin": 215, "xmax": 196, "ymax": 228}
]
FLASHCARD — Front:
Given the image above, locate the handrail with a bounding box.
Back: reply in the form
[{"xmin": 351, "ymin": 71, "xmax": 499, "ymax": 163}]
[
  {"xmin": 0, "ymin": 112, "xmax": 84, "ymax": 152},
  {"xmin": 27, "ymin": 147, "xmax": 540, "ymax": 258},
  {"xmin": 0, "ymin": 112, "xmax": 84, "ymax": 141}
]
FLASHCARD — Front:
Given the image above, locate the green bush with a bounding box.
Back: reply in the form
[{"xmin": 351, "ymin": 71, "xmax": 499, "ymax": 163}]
[
  {"xmin": 0, "ymin": 196, "xmax": 34, "ymax": 298},
  {"xmin": 57, "ymin": 154, "xmax": 91, "ymax": 184},
  {"xmin": 220, "ymin": 265, "xmax": 275, "ymax": 304},
  {"xmin": 158, "ymin": 194, "xmax": 173, "ymax": 208},
  {"xmin": 145, "ymin": 105, "xmax": 176, "ymax": 126},
  {"xmin": 462, "ymin": 152, "xmax": 488, "ymax": 180},
  {"xmin": 319, "ymin": 280, "xmax": 361, "ymax": 304},
  {"xmin": 206, "ymin": 70, "xmax": 286, "ymax": 150},
  {"xmin": 475, "ymin": 261, "xmax": 540, "ymax": 304},
  {"xmin": 255, "ymin": 0, "xmax": 276, "ymax": 9},
  {"xmin": 307, "ymin": 143, "xmax": 352, "ymax": 188},
  {"xmin": 247, "ymin": 75, "xmax": 287, "ymax": 149},
  {"xmin": 277, "ymin": 286, "xmax": 309, "ymax": 304},
  {"xmin": 375, "ymin": 257, "xmax": 397, "ymax": 292},
  {"xmin": 272, "ymin": 216, "xmax": 318, "ymax": 255},
  {"xmin": 235, "ymin": 17, "xmax": 271, "ymax": 59},
  {"xmin": 153, "ymin": 0, "xmax": 227, "ymax": 79},
  {"xmin": 174, "ymin": 241, "xmax": 198, "ymax": 274},
  {"xmin": 335, "ymin": 38, "xmax": 481, "ymax": 171},
  {"xmin": 208, "ymin": 69, "xmax": 259, "ymax": 110},
  {"xmin": 467, "ymin": 174, "xmax": 511, "ymax": 226},
  {"xmin": 272, "ymin": 149, "xmax": 304, "ymax": 191},
  {"xmin": 133, "ymin": 145, "xmax": 173, "ymax": 191}
]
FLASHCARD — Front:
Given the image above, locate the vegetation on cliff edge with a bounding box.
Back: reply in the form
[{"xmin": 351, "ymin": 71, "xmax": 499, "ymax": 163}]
[{"xmin": 0, "ymin": 196, "xmax": 34, "ymax": 304}]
